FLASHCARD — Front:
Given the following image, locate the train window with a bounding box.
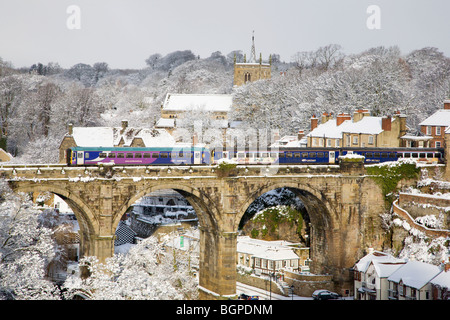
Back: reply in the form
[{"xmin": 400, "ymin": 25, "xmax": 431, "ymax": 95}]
[
  {"xmin": 286, "ymin": 152, "xmax": 293, "ymax": 158},
  {"xmin": 302, "ymin": 153, "xmax": 308, "ymax": 158},
  {"xmin": 317, "ymin": 152, "xmax": 324, "ymax": 158},
  {"xmin": 99, "ymin": 153, "xmax": 106, "ymax": 158},
  {"xmin": 279, "ymin": 152, "xmax": 285, "ymax": 158},
  {"xmin": 160, "ymin": 153, "xmax": 168, "ymax": 158},
  {"xmin": 237, "ymin": 153, "xmax": 245, "ymax": 159},
  {"xmin": 324, "ymin": 152, "xmax": 328, "ymax": 157},
  {"xmin": 126, "ymin": 153, "xmax": 134, "ymax": 158},
  {"xmin": 419, "ymin": 153, "xmax": 426, "ymax": 158},
  {"xmin": 381, "ymin": 153, "xmax": 388, "ymax": 158},
  {"xmin": 389, "ymin": 153, "xmax": 395, "ymax": 158},
  {"xmin": 270, "ymin": 153, "xmax": 277, "ymax": 158},
  {"xmin": 404, "ymin": 153, "xmax": 410, "ymax": 158},
  {"xmin": 294, "ymin": 153, "xmax": 301, "ymax": 158},
  {"xmin": 427, "ymin": 153, "xmax": 433, "ymax": 158},
  {"xmin": 310, "ymin": 152, "xmax": 316, "ymax": 158},
  {"xmin": 396, "ymin": 153, "xmax": 402, "ymax": 158},
  {"xmin": 152, "ymin": 153, "xmax": 159, "ymax": 158},
  {"xmin": 117, "ymin": 153, "xmax": 124, "ymax": 158},
  {"xmin": 374, "ymin": 153, "xmax": 380, "ymax": 158},
  {"xmin": 135, "ymin": 153, "xmax": 142, "ymax": 158},
  {"xmin": 262, "ymin": 153, "xmax": 269, "ymax": 158},
  {"xmin": 366, "ymin": 153, "xmax": 372, "ymax": 158},
  {"xmin": 412, "ymin": 153, "xmax": 418, "ymax": 158},
  {"xmin": 85, "ymin": 152, "xmax": 89, "ymax": 158},
  {"xmin": 436, "ymin": 153, "xmax": 442, "ymax": 158},
  {"xmin": 143, "ymin": 153, "xmax": 151, "ymax": 158},
  {"xmin": 108, "ymin": 153, "xmax": 116, "ymax": 158}
]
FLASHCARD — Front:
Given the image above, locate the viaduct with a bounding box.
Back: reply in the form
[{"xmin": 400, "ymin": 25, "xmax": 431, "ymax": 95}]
[{"xmin": 0, "ymin": 159, "xmax": 388, "ymax": 299}]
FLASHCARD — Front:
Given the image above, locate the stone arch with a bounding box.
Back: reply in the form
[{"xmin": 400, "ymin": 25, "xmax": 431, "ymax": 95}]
[
  {"xmin": 10, "ymin": 182, "xmax": 99, "ymax": 262},
  {"xmin": 236, "ymin": 181, "xmax": 338, "ymax": 276},
  {"xmin": 116, "ymin": 182, "xmax": 220, "ymax": 233}
]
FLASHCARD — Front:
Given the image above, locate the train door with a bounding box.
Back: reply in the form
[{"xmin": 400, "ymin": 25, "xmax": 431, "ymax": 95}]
[
  {"xmin": 194, "ymin": 150, "xmax": 201, "ymax": 164},
  {"xmin": 329, "ymin": 151, "xmax": 335, "ymax": 164},
  {"xmin": 77, "ymin": 151, "xmax": 84, "ymax": 165}
]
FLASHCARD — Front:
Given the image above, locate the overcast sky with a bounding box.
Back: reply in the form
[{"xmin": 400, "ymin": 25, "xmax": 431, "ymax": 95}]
[{"xmin": 0, "ymin": 0, "xmax": 449, "ymax": 69}]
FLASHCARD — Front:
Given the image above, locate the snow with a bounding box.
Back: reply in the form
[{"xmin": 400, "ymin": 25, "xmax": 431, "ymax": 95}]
[
  {"xmin": 419, "ymin": 109, "xmax": 450, "ymax": 126},
  {"xmin": 387, "ymin": 260, "xmax": 442, "ymax": 289},
  {"xmin": 237, "ymin": 236, "xmax": 300, "ymax": 261},
  {"xmin": 354, "ymin": 249, "xmax": 406, "ymax": 273},
  {"xmin": 430, "ymin": 269, "xmax": 450, "ymax": 288},
  {"xmin": 307, "ymin": 116, "xmax": 388, "ymax": 139},
  {"xmin": 162, "ymin": 93, "xmax": 232, "ymax": 112}
]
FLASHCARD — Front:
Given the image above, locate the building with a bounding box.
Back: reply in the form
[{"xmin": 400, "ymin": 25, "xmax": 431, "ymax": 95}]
[
  {"xmin": 353, "ymin": 249, "xmax": 407, "ymax": 300},
  {"xmin": 419, "ymin": 100, "xmax": 450, "ymax": 148},
  {"xmin": 154, "ymin": 93, "xmax": 232, "ymax": 135},
  {"xmin": 236, "ymin": 236, "xmax": 308, "ymax": 276},
  {"xmin": 430, "ymin": 262, "xmax": 450, "ymax": 300},
  {"xmin": 233, "ymin": 32, "xmax": 271, "ymax": 86},
  {"xmin": 387, "ymin": 260, "xmax": 442, "ymax": 300},
  {"xmin": 58, "ymin": 120, "xmax": 176, "ymax": 163},
  {"xmin": 306, "ymin": 109, "xmax": 407, "ymax": 148}
]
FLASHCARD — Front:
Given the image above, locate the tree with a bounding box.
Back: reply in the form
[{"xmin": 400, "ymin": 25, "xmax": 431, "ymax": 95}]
[
  {"xmin": 0, "ymin": 180, "xmax": 61, "ymax": 300},
  {"xmin": 63, "ymin": 235, "xmax": 198, "ymax": 300}
]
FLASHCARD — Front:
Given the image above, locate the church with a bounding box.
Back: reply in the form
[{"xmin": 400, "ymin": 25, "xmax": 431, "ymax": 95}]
[{"xmin": 233, "ymin": 32, "xmax": 272, "ymax": 86}]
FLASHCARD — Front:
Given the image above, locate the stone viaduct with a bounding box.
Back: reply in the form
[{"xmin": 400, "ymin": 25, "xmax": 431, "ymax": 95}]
[{"xmin": 0, "ymin": 159, "xmax": 387, "ymax": 299}]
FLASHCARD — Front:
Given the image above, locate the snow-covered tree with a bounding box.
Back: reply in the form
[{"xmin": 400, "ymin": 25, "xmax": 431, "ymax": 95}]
[
  {"xmin": 63, "ymin": 235, "xmax": 198, "ymax": 300},
  {"xmin": 0, "ymin": 180, "xmax": 61, "ymax": 300}
]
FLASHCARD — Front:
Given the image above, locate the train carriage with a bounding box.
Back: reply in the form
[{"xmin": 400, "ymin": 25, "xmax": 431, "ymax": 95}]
[{"xmin": 67, "ymin": 146, "xmax": 210, "ymax": 166}]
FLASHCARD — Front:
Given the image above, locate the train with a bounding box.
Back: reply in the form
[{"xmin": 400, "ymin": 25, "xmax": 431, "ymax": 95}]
[{"xmin": 66, "ymin": 146, "xmax": 444, "ymax": 166}]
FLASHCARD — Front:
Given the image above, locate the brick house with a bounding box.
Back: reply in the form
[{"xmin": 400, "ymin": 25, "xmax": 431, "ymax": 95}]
[{"xmin": 419, "ymin": 100, "xmax": 450, "ymax": 148}]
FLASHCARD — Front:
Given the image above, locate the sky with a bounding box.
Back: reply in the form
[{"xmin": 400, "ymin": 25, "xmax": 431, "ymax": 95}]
[{"xmin": 0, "ymin": 0, "xmax": 449, "ymax": 69}]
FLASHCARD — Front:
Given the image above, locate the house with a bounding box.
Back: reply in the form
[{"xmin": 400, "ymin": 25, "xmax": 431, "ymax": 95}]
[
  {"xmin": 236, "ymin": 236, "xmax": 308, "ymax": 276},
  {"xmin": 306, "ymin": 109, "xmax": 407, "ymax": 148},
  {"xmin": 419, "ymin": 100, "xmax": 450, "ymax": 148},
  {"xmin": 353, "ymin": 249, "xmax": 407, "ymax": 300},
  {"xmin": 387, "ymin": 260, "xmax": 442, "ymax": 300},
  {"xmin": 430, "ymin": 262, "xmax": 450, "ymax": 300},
  {"xmin": 58, "ymin": 120, "xmax": 176, "ymax": 163}
]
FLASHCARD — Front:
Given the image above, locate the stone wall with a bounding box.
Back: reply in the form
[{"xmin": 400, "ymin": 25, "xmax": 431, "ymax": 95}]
[{"xmin": 283, "ymin": 270, "xmax": 335, "ymax": 297}]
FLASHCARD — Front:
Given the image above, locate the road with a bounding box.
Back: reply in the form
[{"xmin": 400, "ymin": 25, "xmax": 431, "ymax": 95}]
[{"xmin": 236, "ymin": 282, "xmax": 313, "ymax": 300}]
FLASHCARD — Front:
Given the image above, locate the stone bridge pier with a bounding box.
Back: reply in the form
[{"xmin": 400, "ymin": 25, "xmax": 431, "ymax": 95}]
[{"xmin": 2, "ymin": 159, "xmax": 387, "ymax": 299}]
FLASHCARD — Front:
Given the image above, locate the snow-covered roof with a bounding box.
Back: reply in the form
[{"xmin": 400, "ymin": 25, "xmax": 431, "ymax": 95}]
[
  {"xmin": 155, "ymin": 118, "xmax": 175, "ymax": 128},
  {"xmin": 430, "ymin": 270, "xmax": 450, "ymax": 289},
  {"xmin": 419, "ymin": 110, "xmax": 450, "ymax": 127},
  {"xmin": 70, "ymin": 126, "xmax": 175, "ymax": 147},
  {"xmin": 237, "ymin": 236, "xmax": 300, "ymax": 261},
  {"xmin": 388, "ymin": 260, "xmax": 442, "ymax": 289},
  {"xmin": 354, "ymin": 250, "xmax": 406, "ymax": 273},
  {"xmin": 307, "ymin": 116, "xmax": 389, "ymax": 139},
  {"xmin": 162, "ymin": 93, "xmax": 232, "ymax": 112}
]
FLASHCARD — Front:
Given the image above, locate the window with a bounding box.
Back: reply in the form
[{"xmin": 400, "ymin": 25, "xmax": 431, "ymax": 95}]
[
  {"xmin": 436, "ymin": 141, "xmax": 441, "ymax": 148},
  {"xmin": 368, "ymin": 135, "xmax": 374, "ymax": 145},
  {"xmin": 302, "ymin": 152, "xmax": 308, "ymax": 158},
  {"xmin": 312, "ymin": 139, "xmax": 317, "ymax": 147},
  {"xmin": 346, "ymin": 136, "xmax": 351, "ymax": 147},
  {"xmin": 353, "ymin": 136, "xmax": 358, "ymax": 145},
  {"xmin": 293, "ymin": 153, "xmax": 301, "ymax": 158},
  {"xmin": 436, "ymin": 127, "xmax": 441, "ymax": 136},
  {"xmin": 327, "ymin": 139, "xmax": 331, "ymax": 147},
  {"xmin": 152, "ymin": 153, "xmax": 159, "ymax": 158},
  {"xmin": 117, "ymin": 153, "xmax": 124, "ymax": 158},
  {"xmin": 335, "ymin": 139, "xmax": 340, "ymax": 147},
  {"xmin": 108, "ymin": 153, "xmax": 116, "ymax": 158},
  {"xmin": 143, "ymin": 153, "xmax": 151, "ymax": 158},
  {"xmin": 317, "ymin": 152, "xmax": 324, "ymax": 158},
  {"xmin": 426, "ymin": 126, "xmax": 431, "ymax": 135},
  {"xmin": 126, "ymin": 153, "xmax": 133, "ymax": 158},
  {"xmin": 99, "ymin": 153, "xmax": 107, "ymax": 158},
  {"xmin": 135, "ymin": 153, "xmax": 142, "ymax": 158},
  {"xmin": 286, "ymin": 152, "xmax": 293, "ymax": 158},
  {"xmin": 160, "ymin": 153, "xmax": 168, "ymax": 158},
  {"xmin": 309, "ymin": 152, "xmax": 316, "ymax": 158}
]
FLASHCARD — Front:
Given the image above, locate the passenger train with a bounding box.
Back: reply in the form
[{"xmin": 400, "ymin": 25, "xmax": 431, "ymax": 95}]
[{"xmin": 66, "ymin": 146, "xmax": 444, "ymax": 166}]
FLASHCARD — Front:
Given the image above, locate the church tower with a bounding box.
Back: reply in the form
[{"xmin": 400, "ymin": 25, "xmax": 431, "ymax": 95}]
[{"xmin": 233, "ymin": 32, "xmax": 272, "ymax": 86}]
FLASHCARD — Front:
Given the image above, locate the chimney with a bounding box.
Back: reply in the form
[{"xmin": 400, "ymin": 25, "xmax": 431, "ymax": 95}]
[
  {"xmin": 321, "ymin": 112, "xmax": 329, "ymax": 124},
  {"xmin": 337, "ymin": 113, "xmax": 351, "ymax": 126},
  {"xmin": 445, "ymin": 262, "xmax": 450, "ymax": 272},
  {"xmin": 311, "ymin": 115, "xmax": 318, "ymax": 131},
  {"xmin": 382, "ymin": 116, "xmax": 392, "ymax": 131},
  {"xmin": 297, "ymin": 130, "xmax": 305, "ymax": 141},
  {"xmin": 121, "ymin": 120, "xmax": 128, "ymax": 134},
  {"xmin": 68, "ymin": 123, "xmax": 73, "ymax": 136},
  {"xmin": 353, "ymin": 109, "xmax": 370, "ymax": 122},
  {"xmin": 444, "ymin": 100, "xmax": 450, "ymax": 110}
]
